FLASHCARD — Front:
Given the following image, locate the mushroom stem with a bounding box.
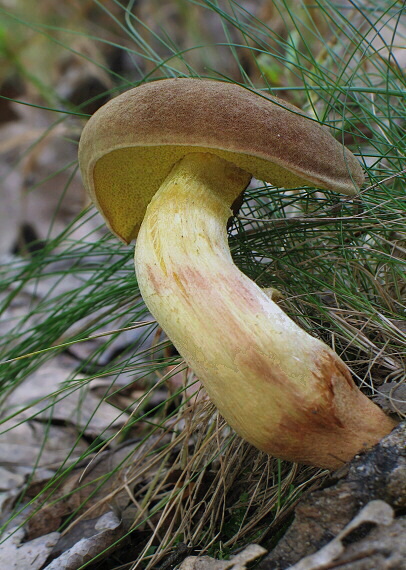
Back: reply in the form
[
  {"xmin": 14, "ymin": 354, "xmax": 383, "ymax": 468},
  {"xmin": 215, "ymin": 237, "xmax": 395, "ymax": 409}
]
[{"xmin": 135, "ymin": 152, "xmax": 396, "ymax": 469}]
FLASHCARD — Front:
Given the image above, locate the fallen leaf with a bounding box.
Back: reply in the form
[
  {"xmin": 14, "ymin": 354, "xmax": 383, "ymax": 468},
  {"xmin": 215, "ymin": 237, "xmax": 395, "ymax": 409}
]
[
  {"xmin": 318, "ymin": 516, "xmax": 406, "ymax": 570},
  {"xmin": 4, "ymin": 357, "xmax": 126, "ymax": 438},
  {"xmin": 43, "ymin": 511, "xmax": 123, "ymax": 570},
  {"xmin": 179, "ymin": 544, "xmax": 267, "ymax": 569},
  {"xmin": 287, "ymin": 500, "xmax": 394, "ymax": 570},
  {"xmin": 374, "ymin": 382, "xmax": 406, "ymax": 416},
  {"xmin": 0, "ymin": 526, "xmax": 60, "ymax": 570},
  {"xmin": 0, "ymin": 417, "xmax": 88, "ymax": 475}
]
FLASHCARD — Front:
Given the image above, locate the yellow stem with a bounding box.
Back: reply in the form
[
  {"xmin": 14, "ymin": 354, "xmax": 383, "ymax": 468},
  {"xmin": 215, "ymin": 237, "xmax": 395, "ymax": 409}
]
[{"xmin": 134, "ymin": 153, "xmax": 396, "ymax": 469}]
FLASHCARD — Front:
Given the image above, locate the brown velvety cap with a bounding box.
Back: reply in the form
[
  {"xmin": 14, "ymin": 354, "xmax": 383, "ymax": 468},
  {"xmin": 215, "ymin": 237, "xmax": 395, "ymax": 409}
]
[{"xmin": 78, "ymin": 78, "xmax": 364, "ymax": 243}]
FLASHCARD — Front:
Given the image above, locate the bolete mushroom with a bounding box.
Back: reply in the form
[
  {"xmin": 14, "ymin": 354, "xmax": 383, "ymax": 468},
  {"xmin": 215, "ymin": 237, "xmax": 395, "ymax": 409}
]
[{"xmin": 78, "ymin": 79, "xmax": 396, "ymax": 469}]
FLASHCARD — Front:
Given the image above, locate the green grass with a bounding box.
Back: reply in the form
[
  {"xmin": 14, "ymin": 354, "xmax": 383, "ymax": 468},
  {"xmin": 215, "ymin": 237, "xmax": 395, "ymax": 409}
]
[{"xmin": 0, "ymin": 1, "xmax": 404, "ymax": 568}]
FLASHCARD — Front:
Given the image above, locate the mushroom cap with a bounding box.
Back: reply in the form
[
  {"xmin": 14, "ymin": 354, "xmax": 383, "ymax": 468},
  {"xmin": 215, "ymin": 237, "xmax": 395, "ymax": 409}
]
[{"xmin": 78, "ymin": 78, "xmax": 365, "ymax": 243}]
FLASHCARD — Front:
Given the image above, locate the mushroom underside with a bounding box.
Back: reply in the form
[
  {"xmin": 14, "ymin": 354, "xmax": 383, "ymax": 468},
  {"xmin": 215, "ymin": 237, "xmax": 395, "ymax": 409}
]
[{"xmin": 92, "ymin": 143, "xmax": 358, "ymax": 243}]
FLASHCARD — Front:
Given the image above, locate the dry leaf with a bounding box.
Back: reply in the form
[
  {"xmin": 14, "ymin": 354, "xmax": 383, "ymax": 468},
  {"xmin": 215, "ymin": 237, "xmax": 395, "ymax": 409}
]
[
  {"xmin": 0, "ymin": 466, "xmax": 25, "ymax": 492},
  {"xmin": 374, "ymin": 382, "xmax": 406, "ymax": 416},
  {"xmin": 5, "ymin": 357, "xmax": 126, "ymax": 438},
  {"xmin": 0, "ymin": 526, "xmax": 60, "ymax": 570},
  {"xmin": 287, "ymin": 501, "xmax": 394, "ymax": 570},
  {"xmin": 43, "ymin": 511, "xmax": 123, "ymax": 570},
  {"xmin": 179, "ymin": 544, "xmax": 267, "ymax": 569},
  {"xmin": 0, "ymin": 417, "xmax": 88, "ymax": 478},
  {"xmin": 320, "ymin": 516, "xmax": 406, "ymax": 570}
]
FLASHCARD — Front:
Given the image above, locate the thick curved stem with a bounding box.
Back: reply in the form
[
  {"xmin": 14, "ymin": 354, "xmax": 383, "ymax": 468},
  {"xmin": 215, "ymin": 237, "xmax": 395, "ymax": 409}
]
[{"xmin": 135, "ymin": 153, "xmax": 396, "ymax": 469}]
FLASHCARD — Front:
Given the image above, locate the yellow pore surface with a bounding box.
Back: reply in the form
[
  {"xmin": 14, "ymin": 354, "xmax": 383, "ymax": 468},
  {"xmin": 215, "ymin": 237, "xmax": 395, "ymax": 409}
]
[{"xmin": 93, "ymin": 145, "xmax": 312, "ymax": 243}]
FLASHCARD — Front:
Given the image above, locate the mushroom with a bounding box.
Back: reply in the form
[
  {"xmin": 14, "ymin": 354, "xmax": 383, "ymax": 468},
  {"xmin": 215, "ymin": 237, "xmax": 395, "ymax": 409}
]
[{"xmin": 78, "ymin": 79, "xmax": 396, "ymax": 469}]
